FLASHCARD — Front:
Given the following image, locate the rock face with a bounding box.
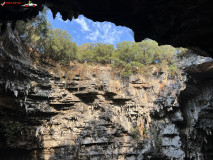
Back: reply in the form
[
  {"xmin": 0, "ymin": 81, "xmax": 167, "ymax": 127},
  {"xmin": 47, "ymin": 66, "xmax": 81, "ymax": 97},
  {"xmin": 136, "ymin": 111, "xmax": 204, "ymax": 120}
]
[
  {"xmin": 1, "ymin": 0, "xmax": 213, "ymax": 56},
  {"xmin": 1, "ymin": 25, "xmax": 213, "ymax": 160}
]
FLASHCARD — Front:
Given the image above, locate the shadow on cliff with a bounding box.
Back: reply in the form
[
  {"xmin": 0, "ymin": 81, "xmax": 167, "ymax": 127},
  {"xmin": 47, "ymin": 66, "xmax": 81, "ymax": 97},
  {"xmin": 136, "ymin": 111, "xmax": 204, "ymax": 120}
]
[
  {"xmin": 31, "ymin": 102, "xmax": 151, "ymax": 160},
  {"xmin": 45, "ymin": 106, "xmax": 143, "ymax": 160}
]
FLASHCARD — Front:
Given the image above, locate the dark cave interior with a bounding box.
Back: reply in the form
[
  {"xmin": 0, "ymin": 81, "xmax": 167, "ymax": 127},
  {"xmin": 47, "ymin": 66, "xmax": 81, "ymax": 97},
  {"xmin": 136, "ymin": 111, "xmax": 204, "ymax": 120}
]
[{"xmin": 1, "ymin": 0, "xmax": 213, "ymax": 56}]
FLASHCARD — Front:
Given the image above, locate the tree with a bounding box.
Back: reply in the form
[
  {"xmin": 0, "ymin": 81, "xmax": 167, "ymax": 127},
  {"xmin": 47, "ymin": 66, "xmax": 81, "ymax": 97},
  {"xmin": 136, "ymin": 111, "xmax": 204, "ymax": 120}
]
[
  {"xmin": 114, "ymin": 41, "xmax": 135, "ymax": 63},
  {"xmin": 134, "ymin": 40, "xmax": 159, "ymax": 65},
  {"xmin": 77, "ymin": 43, "xmax": 94, "ymax": 62},
  {"xmin": 93, "ymin": 43, "xmax": 114, "ymax": 64},
  {"xmin": 15, "ymin": 9, "xmax": 179, "ymax": 78},
  {"xmin": 176, "ymin": 47, "xmax": 189, "ymax": 58},
  {"xmin": 45, "ymin": 28, "xmax": 77, "ymax": 63},
  {"xmin": 157, "ymin": 45, "xmax": 175, "ymax": 62},
  {"xmin": 168, "ymin": 63, "xmax": 178, "ymax": 77},
  {"xmin": 111, "ymin": 41, "xmax": 136, "ymax": 77},
  {"xmin": 77, "ymin": 43, "xmax": 91, "ymax": 54},
  {"xmin": 16, "ymin": 8, "xmax": 49, "ymax": 53},
  {"xmin": 77, "ymin": 50, "xmax": 94, "ymax": 62}
]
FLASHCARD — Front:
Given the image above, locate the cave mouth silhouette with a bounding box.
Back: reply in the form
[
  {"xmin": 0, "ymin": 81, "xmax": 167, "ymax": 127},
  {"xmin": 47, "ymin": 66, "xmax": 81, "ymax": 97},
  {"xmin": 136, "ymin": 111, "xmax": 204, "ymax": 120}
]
[
  {"xmin": 1, "ymin": 0, "xmax": 213, "ymax": 56},
  {"xmin": 1, "ymin": 2, "xmax": 213, "ymax": 159},
  {"xmin": 47, "ymin": 9, "xmax": 135, "ymax": 47}
]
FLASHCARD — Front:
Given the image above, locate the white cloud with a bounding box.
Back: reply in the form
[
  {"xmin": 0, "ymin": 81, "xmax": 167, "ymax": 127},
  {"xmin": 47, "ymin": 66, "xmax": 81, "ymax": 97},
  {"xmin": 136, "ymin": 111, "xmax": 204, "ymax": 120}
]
[
  {"xmin": 86, "ymin": 29, "xmax": 100, "ymax": 41},
  {"xmin": 74, "ymin": 17, "xmax": 90, "ymax": 32},
  {"xmin": 93, "ymin": 22, "xmax": 101, "ymax": 29},
  {"xmin": 86, "ymin": 22, "xmax": 123, "ymax": 44}
]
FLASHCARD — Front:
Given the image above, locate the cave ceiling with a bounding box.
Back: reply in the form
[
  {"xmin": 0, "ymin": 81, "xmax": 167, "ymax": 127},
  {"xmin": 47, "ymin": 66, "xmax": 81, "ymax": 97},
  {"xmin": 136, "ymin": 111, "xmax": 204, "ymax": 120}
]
[{"xmin": 0, "ymin": 0, "xmax": 213, "ymax": 56}]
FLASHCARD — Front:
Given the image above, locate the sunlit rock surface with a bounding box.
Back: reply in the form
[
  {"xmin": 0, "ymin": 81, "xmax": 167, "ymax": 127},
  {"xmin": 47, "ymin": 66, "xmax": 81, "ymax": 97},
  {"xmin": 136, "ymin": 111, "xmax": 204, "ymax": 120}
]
[{"xmin": 1, "ymin": 24, "xmax": 213, "ymax": 160}]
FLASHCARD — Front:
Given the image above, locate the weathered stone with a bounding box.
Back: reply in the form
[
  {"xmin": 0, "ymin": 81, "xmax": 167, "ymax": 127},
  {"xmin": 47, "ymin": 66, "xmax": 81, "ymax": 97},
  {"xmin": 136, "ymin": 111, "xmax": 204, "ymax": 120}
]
[
  {"xmin": 171, "ymin": 110, "xmax": 184, "ymax": 123},
  {"xmin": 162, "ymin": 124, "xmax": 178, "ymax": 135},
  {"xmin": 1, "ymin": 25, "xmax": 213, "ymax": 160}
]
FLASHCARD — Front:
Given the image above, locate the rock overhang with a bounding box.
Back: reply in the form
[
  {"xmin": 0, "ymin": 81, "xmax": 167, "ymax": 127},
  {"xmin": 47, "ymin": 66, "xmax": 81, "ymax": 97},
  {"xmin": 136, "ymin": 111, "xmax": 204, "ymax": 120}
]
[{"xmin": 0, "ymin": 0, "xmax": 213, "ymax": 56}]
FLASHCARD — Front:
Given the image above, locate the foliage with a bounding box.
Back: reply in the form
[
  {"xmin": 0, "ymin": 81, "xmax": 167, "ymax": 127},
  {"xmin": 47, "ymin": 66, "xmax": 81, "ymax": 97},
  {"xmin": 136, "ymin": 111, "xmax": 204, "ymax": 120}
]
[
  {"xmin": 134, "ymin": 40, "xmax": 158, "ymax": 65},
  {"xmin": 65, "ymin": 69, "xmax": 77, "ymax": 88},
  {"xmin": 156, "ymin": 60, "xmax": 168, "ymax": 73},
  {"xmin": 115, "ymin": 41, "xmax": 135, "ymax": 63},
  {"xmin": 77, "ymin": 43, "xmax": 114, "ymax": 64},
  {"xmin": 54, "ymin": 64, "xmax": 64, "ymax": 80},
  {"xmin": 16, "ymin": 9, "xmax": 181, "ymax": 79},
  {"xmin": 79, "ymin": 61, "xmax": 89, "ymax": 80},
  {"xmin": 129, "ymin": 127, "xmax": 141, "ymax": 140},
  {"xmin": 93, "ymin": 43, "xmax": 114, "ymax": 64},
  {"xmin": 77, "ymin": 43, "xmax": 94, "ymax": 62},
  {"xmin": 16, "ymin": 8, "xmax": 49, "ymax": 53},
  {"xmin": 112, "ymin": 40, "xmax": 176, "ymax": 77},
  {"xmin": 157, "ymin": 45, "xmax": 175, "ymax": 62},
  {"xmin": 120, "ymin": 63, "xmax": 133, "ymax": 77},
  {"xmin": 77, "ymin": 49, "xmax": 94, "ymax": 62},
  {"xmin": 140, "ymin": 65, "xmax": 153, "ymax": 78},
  {"xmin": 111, "ymin": 41, "xmax": 136, "ymax": 77},
  {"xmin": 16, "ymin": 9, "xmax": 77, "ymax": 64},
  {"xmin": 45, "ymin": 28, "xmax": 77, "ymax": 63},
  {"xmin": 143, "ymin": 127, "xmax": 148, "ymax": 135},
  {"xmin": 176, "ymin": 47, "xmax": 189, "ymax": 58},
  {"xmin": 168, "ymin": 63, "xmax": 178, "ymax": 77}
]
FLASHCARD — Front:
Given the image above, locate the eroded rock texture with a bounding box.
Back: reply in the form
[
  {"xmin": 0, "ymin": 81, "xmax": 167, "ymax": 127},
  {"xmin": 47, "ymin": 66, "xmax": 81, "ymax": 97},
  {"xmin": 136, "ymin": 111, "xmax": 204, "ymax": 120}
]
[
  {"xmin": 0, "ymin": 24, "xmax": 213, "ymax": 160},
  {"xmin": 1, "ymin": 0, "xmax": 213, "ymax": 56}
]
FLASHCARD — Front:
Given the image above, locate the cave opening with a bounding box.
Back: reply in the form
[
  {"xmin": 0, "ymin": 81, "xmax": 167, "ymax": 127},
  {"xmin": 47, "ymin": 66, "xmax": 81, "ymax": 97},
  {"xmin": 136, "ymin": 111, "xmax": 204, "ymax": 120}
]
[
  {"xmin": 47, "ymin": 9, "xmax": 135, "ymax": 47},
  {"xmin": 1, "ymin": 2, "xmax": 213, "ymax": 160}
]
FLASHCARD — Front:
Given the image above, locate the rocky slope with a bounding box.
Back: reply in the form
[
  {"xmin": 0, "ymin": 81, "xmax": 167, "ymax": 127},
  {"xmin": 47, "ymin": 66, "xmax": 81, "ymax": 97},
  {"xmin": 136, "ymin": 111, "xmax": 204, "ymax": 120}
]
[{"xmin": 0, "ymin": 24, "xmax": 213, "ymax": 160}]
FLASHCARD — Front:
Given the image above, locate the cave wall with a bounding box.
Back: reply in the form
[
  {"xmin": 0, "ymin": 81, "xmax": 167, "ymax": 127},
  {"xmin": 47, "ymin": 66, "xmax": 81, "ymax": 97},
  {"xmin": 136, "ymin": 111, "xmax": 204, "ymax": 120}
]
[
  {"xmin": 180, "ymin": 79, "xmax": 213, "ymax": 159},
  {"xmin": 1, "ymin": 25, "xmax": 213, "ymax": 159}
]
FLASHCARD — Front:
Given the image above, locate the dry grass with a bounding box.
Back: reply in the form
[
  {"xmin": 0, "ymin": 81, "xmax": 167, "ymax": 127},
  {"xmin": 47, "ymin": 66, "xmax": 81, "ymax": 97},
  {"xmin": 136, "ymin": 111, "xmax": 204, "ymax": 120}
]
[
  {"xmin": 65, "ymin": 70, "xmax": 76, "ymax": 88},
  {"xmin": 94, "ymin": 68, "xmax": 102, "ymax": 90},
  {"xmin": 109, "ymin": 79, "xmax": 122, "ymax": 94},
  {"xmin": 52, "ymin": 64, "xmax": 64, "ymax": 81},
  {"xmin": 78, "ymin": 62, "xmax": 89, "ymax": 81},
  {"xmin": 48, "ymin": 62, "xmax": 129, "ymax": 93},
  {"xmin": 137, "ymin": 120, "xmax": 149, "ymax": 139}
]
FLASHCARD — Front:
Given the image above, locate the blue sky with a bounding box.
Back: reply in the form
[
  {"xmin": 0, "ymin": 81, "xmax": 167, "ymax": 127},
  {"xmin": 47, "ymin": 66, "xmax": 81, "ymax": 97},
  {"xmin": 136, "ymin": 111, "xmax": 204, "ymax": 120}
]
[{"xmin": 47, "ymin": 10, "xmax": 134, "ymax": 47}]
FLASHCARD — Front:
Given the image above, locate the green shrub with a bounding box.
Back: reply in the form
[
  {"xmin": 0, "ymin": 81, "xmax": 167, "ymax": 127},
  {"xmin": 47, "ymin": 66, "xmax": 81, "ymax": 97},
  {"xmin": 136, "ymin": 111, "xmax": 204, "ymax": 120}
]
[
  {"xmin": 120, "ymin": 63, "xmax": 133, "ymax": 77},
  {"xmin": 176, "ymin": 47, "xmax": 189, "ymax": 58},
  {"xmin": 168, "ymin": 64, "xmax": 178, "ymax": 77},
  {"xmin": 129, "ymin": 127, "xmax": 141, "ymax": 140},
  {"xmin": 77, "ymin": 50, "xmax": 94, "ymax": 62},
  {"xmin": 16, "ymin": 11, "xmax": 179, "ymax": 78},
  {"xmin": 134, "ymin": 40, "xmax": 158, "ymax": 65},
  {"xmin": 140, "ymin": 65, "xmax": 153, "ymax": 78},
  {"xmin": 45, "ymin": 28, "xmax": 77, "ymax": 63},
  {"xmin": 143, "ymin": 127, "xmax": 148, "ymax": 134},
  {"xmin": 131, "ymin": 61, "xmax": 144, "ymax": 68},
  {"xmin": 111, "ymin": 40, "xmax": 176, "ymax": 77},
  {"xmin": 93, "ymin": 43, "xmax": 114, "ymax": 64}
]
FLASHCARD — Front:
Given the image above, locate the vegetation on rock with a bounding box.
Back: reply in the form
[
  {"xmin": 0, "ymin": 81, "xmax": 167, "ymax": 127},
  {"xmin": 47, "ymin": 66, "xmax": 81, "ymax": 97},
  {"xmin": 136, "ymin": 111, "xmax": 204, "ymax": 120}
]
[
  {"xmin": 45, "ymin": 28, "xmax": 77, "ymax": 63},
  {"xmin": 129, "ymin": 127, "xmax": 141, "ymax": 140},
  {"xmin": 16, "ymin": 9, "xmax": 184, "ymax": 79}
]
